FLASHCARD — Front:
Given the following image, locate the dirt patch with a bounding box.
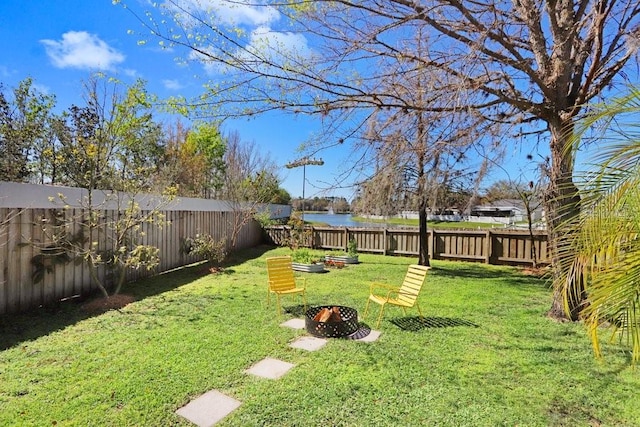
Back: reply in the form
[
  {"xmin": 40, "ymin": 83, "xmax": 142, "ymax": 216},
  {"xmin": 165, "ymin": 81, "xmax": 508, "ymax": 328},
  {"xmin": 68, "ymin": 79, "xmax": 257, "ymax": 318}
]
[{"xmin": 81, "ymin": 294, "xmax": 136, "ymax": 314}]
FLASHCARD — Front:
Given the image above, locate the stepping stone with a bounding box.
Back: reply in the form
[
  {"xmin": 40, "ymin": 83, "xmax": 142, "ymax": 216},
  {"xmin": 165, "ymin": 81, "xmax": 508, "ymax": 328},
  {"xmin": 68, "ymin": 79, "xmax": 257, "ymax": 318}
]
[
  {"xmin": 289, "ymin": 336, "xmax": 327, "ymax": 351},
  {"xmin": 356, "ymin": 330, "xmax": 381, "ymax": 342},
  {"xmin": 175, "ymin": 390, "xmax": 241, "ymax": 427},
  {"xmin": 280, "ymin": 318, "xmax": 305, "ymax": 330},
  {"xmin": 245, "ymin": 357, "xmax": 295, "ymax": 379}
]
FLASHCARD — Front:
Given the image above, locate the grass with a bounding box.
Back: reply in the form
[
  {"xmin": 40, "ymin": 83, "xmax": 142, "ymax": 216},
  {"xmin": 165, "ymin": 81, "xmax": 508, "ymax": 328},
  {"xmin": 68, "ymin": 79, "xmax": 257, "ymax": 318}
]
[{"xmin": 1, "ymin": 245, "xmax": 639, "ymax": 426}]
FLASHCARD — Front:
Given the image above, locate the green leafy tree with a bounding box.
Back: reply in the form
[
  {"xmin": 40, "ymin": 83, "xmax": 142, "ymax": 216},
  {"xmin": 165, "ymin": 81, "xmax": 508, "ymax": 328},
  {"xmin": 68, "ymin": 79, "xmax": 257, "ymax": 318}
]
[
  {"xmin": 160, "ymin": 121, "xmax": 206, "ymax": 197},
  {"xmin": 484, "ymin": 180, "xmax": 527, "ymax": 203},
  {"xmin": 0, "ymin": 78, "xmax": 57, "ymax": 183},
  {"xmin": 55, "ymin": 75, "xmax": 164, "ymax": 191},
  {"xmin": 185, "ymin": 122, "xmax": 226, "ymax": 198}
]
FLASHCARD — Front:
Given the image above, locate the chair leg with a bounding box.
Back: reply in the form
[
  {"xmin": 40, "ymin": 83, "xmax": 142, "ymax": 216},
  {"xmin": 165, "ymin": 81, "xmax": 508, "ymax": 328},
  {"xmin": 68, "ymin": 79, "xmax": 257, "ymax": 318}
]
[
  {"xmin": 415, "ymin": 302, "xmax": 424, "ymax": 320},
  {"xmin": 375, "ymin": 303, "xmax": 386, "ymax": 329},
  {"xmin": 276, "ymin": 294, "xmax": 282, "ymax": 316},
  {"xmin": 267, "ymin": 290, "xmax": 271, "ymax": 307},
  {"xmin": 363, "ymin": 298, "xmax": 371, "ymax": 318}
]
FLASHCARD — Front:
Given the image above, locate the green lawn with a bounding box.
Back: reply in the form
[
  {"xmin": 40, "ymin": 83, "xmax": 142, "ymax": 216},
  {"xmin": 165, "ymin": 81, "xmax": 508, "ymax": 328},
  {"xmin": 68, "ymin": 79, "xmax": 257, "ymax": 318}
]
[{"xmin": 1, "ymin": 246, "xmax": 638, "ymax": 426}]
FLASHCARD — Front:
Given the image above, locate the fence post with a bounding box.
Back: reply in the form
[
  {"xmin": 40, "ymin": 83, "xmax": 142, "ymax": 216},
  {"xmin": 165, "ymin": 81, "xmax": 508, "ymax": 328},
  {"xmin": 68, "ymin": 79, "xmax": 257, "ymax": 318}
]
[
  {"xmin": 484, "ymin": 229, "xmax": 492, "ymax": 264},
  {"xmin": 344, "ymin": 227, "xmax": 348, "ymax": 251},
  {"xmin": 383, "ymin": 228, "xmax": 387, "ymax": 255},
  {"xmin": 431, "ymin": 229, "xmax": 437, "ymax": 260}
]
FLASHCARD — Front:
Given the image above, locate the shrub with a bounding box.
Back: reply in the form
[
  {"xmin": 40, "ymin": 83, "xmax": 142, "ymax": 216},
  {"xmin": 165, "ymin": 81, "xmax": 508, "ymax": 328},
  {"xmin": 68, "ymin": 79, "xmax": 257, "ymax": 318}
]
[
  {"xmin": 184, "ymin": 234, "xmax": 227, "ymax": 268},
  {"xmin": 291, "ymin": 248, "xmax": 322, "ymax": 264},
  {"xmin": 347, "ymin": 237, "xmax": 358, "ymax": 257}
]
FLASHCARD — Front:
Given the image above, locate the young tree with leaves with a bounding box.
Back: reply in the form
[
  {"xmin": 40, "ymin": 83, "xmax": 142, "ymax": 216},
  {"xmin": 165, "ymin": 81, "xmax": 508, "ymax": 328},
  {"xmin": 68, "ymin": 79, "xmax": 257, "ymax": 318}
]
[{"xmin": 39, "ymin": 75, "xmax": 174, "ymax": 298}]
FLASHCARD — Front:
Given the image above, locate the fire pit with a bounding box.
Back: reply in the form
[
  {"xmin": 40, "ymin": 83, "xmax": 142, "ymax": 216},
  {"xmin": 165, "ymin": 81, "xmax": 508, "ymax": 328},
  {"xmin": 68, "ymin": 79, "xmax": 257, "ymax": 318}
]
[{"xmin": 305, "ymin": 305, "xmax": 360, "ymax": 338}]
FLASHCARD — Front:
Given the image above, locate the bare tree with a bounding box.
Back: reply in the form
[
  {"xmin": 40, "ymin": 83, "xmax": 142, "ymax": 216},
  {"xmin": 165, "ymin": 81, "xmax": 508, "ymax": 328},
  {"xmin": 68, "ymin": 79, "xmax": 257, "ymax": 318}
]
[
  {"xmin": 120, "ymin": 0, "xmax": 640, "ymax": 319},
  {"xmin": 221, "ymin": 130, "xmax": 284, "ymax": 249}
]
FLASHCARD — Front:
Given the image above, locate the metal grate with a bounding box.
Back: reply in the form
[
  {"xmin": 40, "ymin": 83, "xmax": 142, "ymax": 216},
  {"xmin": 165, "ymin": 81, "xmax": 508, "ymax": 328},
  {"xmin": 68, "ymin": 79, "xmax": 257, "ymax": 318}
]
[{"xmin": 305, "ymin": 305, "xmax": 360, "ymax": 338}]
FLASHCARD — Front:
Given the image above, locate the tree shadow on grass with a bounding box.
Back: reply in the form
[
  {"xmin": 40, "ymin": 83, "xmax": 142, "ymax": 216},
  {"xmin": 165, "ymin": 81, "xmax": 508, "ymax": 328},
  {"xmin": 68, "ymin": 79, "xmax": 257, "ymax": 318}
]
[
  {"xmin": 390, "ymin": 315, "xmax": 479, "ymax": 331},
  {"xmin": 428, "ymin": 263, "xmax": 550, "ymax": 289},
  {"xmin": 0, "ymin": 244, "xmax": 276, "ymax": 351},
  {"xmin": 284, "ymin": 304, "xmax": 308, "ymax": 317}
]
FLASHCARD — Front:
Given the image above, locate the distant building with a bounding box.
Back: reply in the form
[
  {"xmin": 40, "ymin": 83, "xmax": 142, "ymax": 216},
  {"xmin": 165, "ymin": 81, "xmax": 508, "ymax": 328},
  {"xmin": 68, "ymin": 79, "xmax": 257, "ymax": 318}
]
[{"xmin": 469, "ymin": 198, "xmax": 544, "ymax": 226}]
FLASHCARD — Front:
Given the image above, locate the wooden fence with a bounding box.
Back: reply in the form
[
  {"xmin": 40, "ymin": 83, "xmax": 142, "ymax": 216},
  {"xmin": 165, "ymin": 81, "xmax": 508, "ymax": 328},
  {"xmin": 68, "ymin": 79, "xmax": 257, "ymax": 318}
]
[
  {"xmin": 0, "ymin": 207, "xmax": 267, "ymax": 315},
  {"xmin": 265, "ymin": 225, "xmax": 550, "ymax": 266},
  {"xmin": 0, "ymin": 181, "xmax": 296, "ymax": 315}
]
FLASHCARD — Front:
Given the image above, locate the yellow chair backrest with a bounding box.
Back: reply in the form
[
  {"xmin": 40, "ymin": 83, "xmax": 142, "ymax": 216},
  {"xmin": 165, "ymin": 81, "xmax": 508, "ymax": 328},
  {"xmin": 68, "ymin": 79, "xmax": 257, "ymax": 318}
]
[
  {"xmin": 396, "ymin": 264, "xmax": 430, "ymax": 307},
  {"xmin": 266, "ymin": 256, "xmax": 296, "ymax": 292}
]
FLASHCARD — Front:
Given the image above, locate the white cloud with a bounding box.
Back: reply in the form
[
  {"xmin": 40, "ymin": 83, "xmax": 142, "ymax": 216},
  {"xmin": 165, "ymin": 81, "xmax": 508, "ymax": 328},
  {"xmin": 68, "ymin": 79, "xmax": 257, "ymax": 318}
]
[
  {"xmin": 163, "ymin": 79, "xmax": 185, "ymax": 90},
  {"xmin": 165, "ymin": 0, "xmax": 279, "ymax": 26},
  {"xmin": 31, "ymin": 83, "xmax": 51, "ymax": 95},
  {"xmin": 191, "ymin": 26, "xmax": 313, "ymax": 75},
  {"xmin": 0, "ymin": 65, "xmax": 12, "ymax": 78},
  {"xmin": 122, "ymin": 68, "xmax": 138, "ymax": 78},
  {"xmin": 247, "ymin": 26, "xmax": 312, "ymax": 58},
  {"xmin": 41, "ymin": 31, "xmax": 125, "ymax": 71}
]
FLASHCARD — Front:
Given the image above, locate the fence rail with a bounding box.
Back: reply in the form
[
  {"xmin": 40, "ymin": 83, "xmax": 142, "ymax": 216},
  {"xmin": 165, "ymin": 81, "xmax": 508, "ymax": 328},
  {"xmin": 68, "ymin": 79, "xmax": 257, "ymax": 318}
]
[{"xmin": 265, "ymin": 225, "xmax": 549, "ymax": 266}]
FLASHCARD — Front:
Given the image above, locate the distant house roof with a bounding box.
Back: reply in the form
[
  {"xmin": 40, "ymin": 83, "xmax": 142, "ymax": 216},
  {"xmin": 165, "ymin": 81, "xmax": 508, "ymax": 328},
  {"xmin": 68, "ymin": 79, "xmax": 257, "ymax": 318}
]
[
  {"xmin": 472, "ymin": 199, "xmax": 525, "ymax": 212},
  {"xmin": 470, "ymin": 199, "xmax": 533, "ymax": 218}
]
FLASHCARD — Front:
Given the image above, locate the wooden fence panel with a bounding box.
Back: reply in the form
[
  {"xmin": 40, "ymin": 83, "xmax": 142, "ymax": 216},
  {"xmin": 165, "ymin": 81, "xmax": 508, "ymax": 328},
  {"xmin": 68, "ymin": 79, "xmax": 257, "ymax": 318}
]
[
  {"xmin": 312, "ymin": 227, "xmax": 343, "ymax": 250},
  {"xmin": 264, "ymin": 226, "xmax": 550, "ymax": 267},
  {"xmin": 0, "ymin": 206, "xmax": 265, "ymax": 315},
  {"xmin": 387, "ymin": 229, "xmax": 419, "ymax": 256}
]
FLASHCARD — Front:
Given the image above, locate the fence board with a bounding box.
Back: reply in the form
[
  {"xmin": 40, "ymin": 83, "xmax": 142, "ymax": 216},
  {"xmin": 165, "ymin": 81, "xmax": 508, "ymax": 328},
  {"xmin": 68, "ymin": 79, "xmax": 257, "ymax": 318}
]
[
  {"xmin": 20, "ymin": 209, "xmax": 36, "ymax": 310},
  {"xmin": 6, "ymin": 211, "xmax": 20, "ymax": 312}
]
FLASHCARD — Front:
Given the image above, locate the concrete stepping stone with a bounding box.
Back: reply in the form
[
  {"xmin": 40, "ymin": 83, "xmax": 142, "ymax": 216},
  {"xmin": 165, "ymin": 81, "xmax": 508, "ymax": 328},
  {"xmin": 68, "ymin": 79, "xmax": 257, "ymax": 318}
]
[
  {"xmin": 356, "ymin": 330, "xmax": 381, "ymax": 342},
  {"xmin": 175, "ymin": 390, "xmax": 241, "ymax": 427},
  {"xmin": 289, "ymin": 336, "xmax": 327, "ymax": 351},
  {"xmin": 280, "ymin": 318, "xmax": 305, "ymax": 330},
  {"xmin": 245, "ymin": 357, "xmax": 296, "ymax": 379}
]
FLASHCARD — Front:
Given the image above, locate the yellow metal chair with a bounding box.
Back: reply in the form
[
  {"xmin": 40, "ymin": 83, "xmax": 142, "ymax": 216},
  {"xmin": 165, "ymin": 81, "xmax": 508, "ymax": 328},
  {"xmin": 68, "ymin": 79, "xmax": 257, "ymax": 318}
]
[
  {"xmin": 364, "ymin": 264, "xmax": 430, "ymax": 328},
  {"xmin": 266, "ymin": 256, "xmax": 307, "ymax": 315}
]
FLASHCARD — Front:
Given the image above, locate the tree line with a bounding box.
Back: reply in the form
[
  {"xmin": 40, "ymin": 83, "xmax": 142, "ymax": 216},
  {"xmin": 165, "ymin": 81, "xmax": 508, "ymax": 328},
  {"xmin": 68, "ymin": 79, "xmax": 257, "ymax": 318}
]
[{"xmin": 0, "ymin": 74, "xmax": 290, "ymax": 205}]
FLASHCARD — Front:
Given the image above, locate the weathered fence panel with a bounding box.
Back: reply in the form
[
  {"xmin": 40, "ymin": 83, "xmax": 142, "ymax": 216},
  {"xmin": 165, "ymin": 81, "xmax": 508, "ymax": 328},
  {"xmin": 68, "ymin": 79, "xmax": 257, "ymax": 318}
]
[
  {"xmin": 265, "ymin": 226, "xmax": 550, "ymax": 267},
  {"xmin": 0, "ymin": 182, "xmax": 290, "ymax": 315},
  {"xmin": 0, "ymin": 207, "xmax": 266, "ymax": 314}
]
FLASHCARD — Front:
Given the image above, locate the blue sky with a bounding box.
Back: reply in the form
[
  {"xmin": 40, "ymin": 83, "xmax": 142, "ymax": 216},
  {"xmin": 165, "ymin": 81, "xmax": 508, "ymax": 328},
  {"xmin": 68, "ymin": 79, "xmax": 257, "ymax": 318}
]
[{"xmin": 0, "ymin": 0, "xmax": 544, "ymax": 201}]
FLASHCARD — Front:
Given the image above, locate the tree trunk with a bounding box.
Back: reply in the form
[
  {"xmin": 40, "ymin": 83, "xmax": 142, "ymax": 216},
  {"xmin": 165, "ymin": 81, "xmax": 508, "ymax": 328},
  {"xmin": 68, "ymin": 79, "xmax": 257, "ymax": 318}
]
[
  {"xmin": 418, "ymin": 202, "xmax": 430, "ymax": 267},
  {"xmin": 545, "ymin": 116, "xmax": 584, "ymax": 320},
  {"xmin": 524, "ymin": 202, "xmax": 538, "ymax": 269}
]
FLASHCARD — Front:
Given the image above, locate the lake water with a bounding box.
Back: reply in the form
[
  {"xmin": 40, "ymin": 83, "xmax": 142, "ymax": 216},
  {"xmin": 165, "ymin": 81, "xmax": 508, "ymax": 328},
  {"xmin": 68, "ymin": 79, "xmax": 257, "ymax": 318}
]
[{"xmin": 302, "ymin": 213, "xmax": 392, "ymax": 228}]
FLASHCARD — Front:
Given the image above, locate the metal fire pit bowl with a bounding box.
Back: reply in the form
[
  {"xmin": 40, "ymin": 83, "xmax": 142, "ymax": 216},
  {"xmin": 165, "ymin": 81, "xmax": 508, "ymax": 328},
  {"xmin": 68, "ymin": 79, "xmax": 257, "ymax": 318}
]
[{"xmin": 305, "ymin": 305, "xmax": 359, "ymax": 338}]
